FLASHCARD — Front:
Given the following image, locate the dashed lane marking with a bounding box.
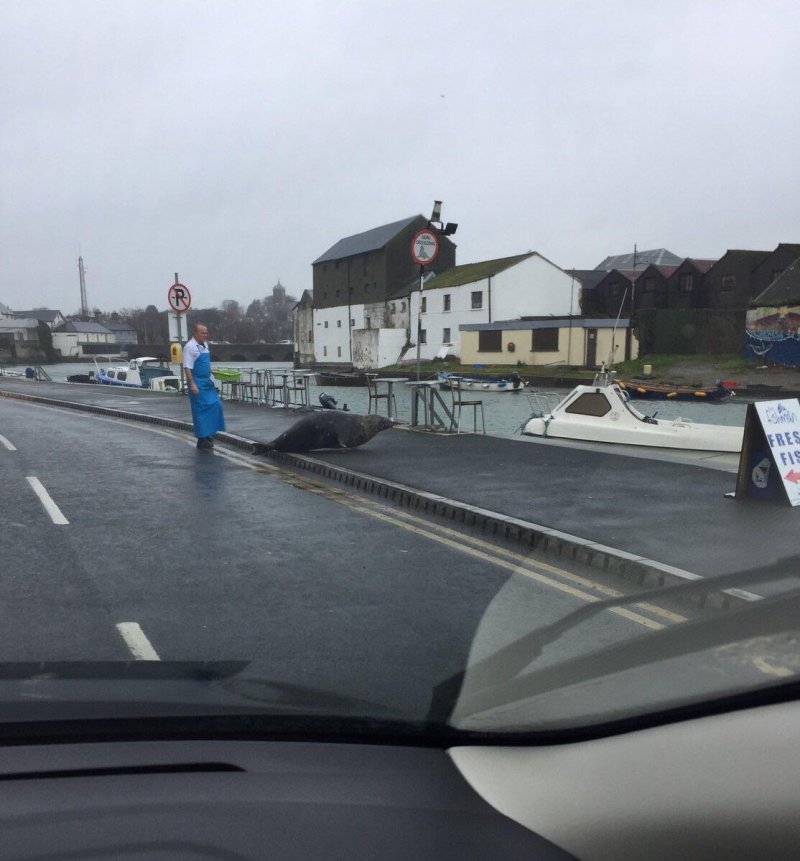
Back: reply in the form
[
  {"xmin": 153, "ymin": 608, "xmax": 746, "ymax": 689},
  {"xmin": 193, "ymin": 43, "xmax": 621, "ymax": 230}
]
[
  {"xmin": 0, "ymin": 433, "xmax": 16, "ymax": 451},
  {"xmin": 26, "ymin": 476, "xmax": 69, "ymax": 525},
  {"xmin": 116, "ymin": 622, "xmax": 161, "ymax": 661}
]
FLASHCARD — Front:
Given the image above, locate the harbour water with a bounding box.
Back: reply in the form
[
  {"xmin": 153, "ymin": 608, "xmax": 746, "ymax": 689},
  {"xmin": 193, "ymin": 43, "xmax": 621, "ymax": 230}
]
[{"xmin": 2, "ymin": 360, "xmax": 750, "ymax": 435}]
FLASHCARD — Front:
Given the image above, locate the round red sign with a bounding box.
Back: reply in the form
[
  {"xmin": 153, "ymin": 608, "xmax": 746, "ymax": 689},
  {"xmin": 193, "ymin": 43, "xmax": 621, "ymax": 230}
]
[
  {"xmin": 167, "ymin": 283, "xmax": 192, "ymax": 313},
  {"xmin": 411, "ymin": 229, "xmax": 439, "ymax": 266}
]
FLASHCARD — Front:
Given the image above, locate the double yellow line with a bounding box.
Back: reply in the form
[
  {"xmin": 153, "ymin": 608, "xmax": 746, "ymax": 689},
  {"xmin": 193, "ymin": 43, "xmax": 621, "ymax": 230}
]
[{"xmin": 213, "ymin": 444, "xmax": 685, "ymax": 632}]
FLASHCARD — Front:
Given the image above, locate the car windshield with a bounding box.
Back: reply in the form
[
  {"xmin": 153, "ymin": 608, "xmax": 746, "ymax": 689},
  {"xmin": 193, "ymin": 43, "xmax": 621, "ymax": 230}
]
[{"xmin": 1, "ymin": 0, "xmax": 799, "ymax": 747}]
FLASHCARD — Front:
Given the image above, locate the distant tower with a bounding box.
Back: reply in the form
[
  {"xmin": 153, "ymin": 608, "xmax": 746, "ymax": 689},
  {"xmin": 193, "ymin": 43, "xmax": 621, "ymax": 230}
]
[
  {"xmin": 273, "ymin": 280, "xmax": 286, "ymax": 302},
  {"xmin": 78, "ymin": 255, "xmax": 89, "ymax": 317}
]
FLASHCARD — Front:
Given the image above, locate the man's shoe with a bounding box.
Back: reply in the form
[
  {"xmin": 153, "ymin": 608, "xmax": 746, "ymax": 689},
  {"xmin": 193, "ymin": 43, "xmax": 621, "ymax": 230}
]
[{"xmin": 197, "ymin": 437, "xmax": 214, "ymax": 450}]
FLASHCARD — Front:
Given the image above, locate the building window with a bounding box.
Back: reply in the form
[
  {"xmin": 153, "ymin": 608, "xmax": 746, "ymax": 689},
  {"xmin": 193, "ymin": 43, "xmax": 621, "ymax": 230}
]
[
  {"xmin": 335, "ymin": 289, "xmax": 340, "ymax": 298},
  {"xmin": 478, "ymin": 330, "xmax": 502, "ymax": 352},
  {"xmin": 471, "ymin": 291, "xmax": 483, "ymax": 309},
  {"xmin": 337, "ymin": 346, "xmax": 342, "ymax": 357},
  {"xmin": 365, "ymin": 317, "xmax": 371, "ymax": 329},
  {"xmin": 532, "ymin": 328, "xmax": 559, "ymax": 351},
  {"xmin": 443, "ymin": 328, "xmax": 451, "ymax": 344},
  {"xmin": 443, "ymin": 294, "xmax": 451, "ymax": 311},
  {"xmin": 308, "ymin": 330, "xmax": 313, "ymax": 342},
  {"xmin": 400, "ymin": 301, "xmax": 406, "ymax": 311},
  {"xmin": 772, "ymin": 269, "xmax": 783, "ymax": 283},
  {"xmin": 679, "ymin": 273, "xmax": 694, "ymax": 293},
  {"xmin": 364, "ymin": 283, "xmax": 369, "ymax": 292},
  {"xmin": 643, "ymin": 277, "xmax": 655, "ymax": 292},
  {"xmin": 323, "ymin": 346, "xmax": 327, "ymax": 356},
  {"xmin": 419, "ymin": 329, "xmax": 427, "ymax": 344},
  {"xmin": 607, "ymin": 281, "xmax": 620, "ymax": 297},
  {"xmin": 721, "ymin": 275, "xmax": 736, "ymax": 291},
  {"xmin": 337, "ymin": 320, "xmax": 341, "ymax": 328},
  {"xmin": 350, "ymin": 319, "xmax": 355, "ymax": 327},
  {"xmin": 324, "ymin": 321, "xmax": 328, "ymax": 328},
  {"xmin": 420, "ymin": 296, "xmax": 427, "ymax": 312}
]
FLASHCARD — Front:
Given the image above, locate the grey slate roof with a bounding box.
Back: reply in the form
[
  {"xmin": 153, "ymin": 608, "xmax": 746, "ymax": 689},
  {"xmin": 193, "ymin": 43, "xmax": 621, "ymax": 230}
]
[
  {"xmin": 713, "ymin": 249, "xmax": 771, "ymax": 271},
  {"xmin": 13, "ymin": 309, "xmax": 62, "ymax": 323},
  {"xmin": 752, "ymin": 257, "xmax": 800, "ymax": 306},
  {"xmin": 313, "ymin": 216, "xmax": 420, "ymax": 265},
  {"xmin": 55, "ymin": 321, "xmax": 114, "ymax": 334},
  {"xmin": 595, "ymin": 248, "xmax": 683, "ymax": 271},
  {"xmin": 567, "ymin": 269, "xmax": 606, "ymax": 291}
]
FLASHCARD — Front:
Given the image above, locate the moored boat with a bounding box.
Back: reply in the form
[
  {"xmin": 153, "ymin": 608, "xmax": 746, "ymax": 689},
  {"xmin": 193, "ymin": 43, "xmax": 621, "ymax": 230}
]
[
  {"xmin": 93, "ymin": 356, "xmax": 183, "ymax": 391},
  {"xmin": 522, "ymin": 370, "xmax": 743, "ymax": 453},
  {"xmin": 437, "ymin": 370, "xmax": 526, "ymax": 393},
  {"xmin": 315, "ymin": 370, "xmax": 368, "ymax": 387},
  {"xmin": 618, "ymin": 378, "xmax": 734, "ymax": 401}
]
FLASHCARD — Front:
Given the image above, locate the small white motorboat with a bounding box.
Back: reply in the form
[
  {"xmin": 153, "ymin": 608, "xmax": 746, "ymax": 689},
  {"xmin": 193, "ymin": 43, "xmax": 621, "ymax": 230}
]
[
  {"xmin": 437, "ymin": 371, "xmax": 526, "ymax": 393},
  {"xmin": 522, "ymin": 369, "xmax": 743, "ymax": 453},
  {"xmin": 93, "ymin": 356, "xmax": 183, "ymax": 392}
]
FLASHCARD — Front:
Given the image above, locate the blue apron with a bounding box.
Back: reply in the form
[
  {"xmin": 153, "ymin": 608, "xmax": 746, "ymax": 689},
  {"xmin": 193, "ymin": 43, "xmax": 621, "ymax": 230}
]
[{"xmin": 188, "ymin": 350, "xmax": 225, "ymax": 439}]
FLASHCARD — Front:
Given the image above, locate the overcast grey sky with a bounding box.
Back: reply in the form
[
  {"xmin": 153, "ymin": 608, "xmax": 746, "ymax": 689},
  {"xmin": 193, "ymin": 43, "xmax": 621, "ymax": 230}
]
[{"xmin": 2, "ymin": 0, "xmax": 798, "ymax": 315}]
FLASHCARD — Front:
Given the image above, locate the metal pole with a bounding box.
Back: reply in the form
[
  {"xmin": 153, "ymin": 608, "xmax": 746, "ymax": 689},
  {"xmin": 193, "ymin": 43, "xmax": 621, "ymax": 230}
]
[
  {"xmin": 416, "ymin": 264, "xmax": 424, "ymax": 381},
  {"xmin": 568, "ymin": 270, "xmax": 575, "ymax": 366},
  {"xmin": 174, "ymin": 272, "xmax": 186, "ymax": 391}
]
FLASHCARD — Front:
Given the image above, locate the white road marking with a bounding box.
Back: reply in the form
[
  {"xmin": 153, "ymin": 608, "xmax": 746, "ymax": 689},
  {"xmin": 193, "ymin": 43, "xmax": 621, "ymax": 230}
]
[
  {"xmin": 25, "ymin": 476, "xmax": 69, "ymax": 525},
  {"xmin": 116, "ymin": 622, "xmax": 161, "ymax": 661},
  {"xmin": 0, "ymin": 433, "xmax": 16, "ymax": 451}
]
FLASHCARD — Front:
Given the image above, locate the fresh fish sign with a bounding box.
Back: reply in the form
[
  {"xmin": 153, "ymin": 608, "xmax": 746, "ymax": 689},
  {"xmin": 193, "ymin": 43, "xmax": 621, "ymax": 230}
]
[
  {"xmin": 735, "ymin": 398, "xmax": 800, "ymax": 506},
  {"xmin": 755, "ymin": 400, "xmax": 800, "ymax": 506}
]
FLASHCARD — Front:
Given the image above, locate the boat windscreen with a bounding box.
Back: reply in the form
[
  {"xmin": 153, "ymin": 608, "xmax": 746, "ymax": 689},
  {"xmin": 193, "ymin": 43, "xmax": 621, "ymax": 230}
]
[
  {"xmin": 140, "ymin": 367, "xmax": 174, "ymax": 382},
  {"xmin": 564, "ymin": 392, "xmax": 612, "ymax": 417}
]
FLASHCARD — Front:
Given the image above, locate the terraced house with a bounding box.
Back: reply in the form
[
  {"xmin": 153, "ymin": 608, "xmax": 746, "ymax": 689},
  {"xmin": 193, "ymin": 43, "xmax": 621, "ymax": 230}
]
[{"xmin": 411, "ymin": 252, "xmax": 576, "ymax": 362}]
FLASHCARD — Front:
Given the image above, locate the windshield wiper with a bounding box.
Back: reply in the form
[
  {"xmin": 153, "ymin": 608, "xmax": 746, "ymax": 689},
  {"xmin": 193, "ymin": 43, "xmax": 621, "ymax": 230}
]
[{"xmin": 428, "ymin": 555, "xmax": 800, "ymax": 724}]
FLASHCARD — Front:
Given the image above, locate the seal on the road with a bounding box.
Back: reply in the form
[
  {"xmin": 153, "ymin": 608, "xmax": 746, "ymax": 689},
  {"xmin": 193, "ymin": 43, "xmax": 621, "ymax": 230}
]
[{"xmin": 252, "ymin": 412, "xmax": 394, "ymax": 454}]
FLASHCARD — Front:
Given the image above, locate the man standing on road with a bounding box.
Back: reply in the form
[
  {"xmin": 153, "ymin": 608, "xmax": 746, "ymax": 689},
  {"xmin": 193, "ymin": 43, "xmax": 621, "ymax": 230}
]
[{"xmin": 183, "ymin": 322, "xmax": 225, "ymax": 450}]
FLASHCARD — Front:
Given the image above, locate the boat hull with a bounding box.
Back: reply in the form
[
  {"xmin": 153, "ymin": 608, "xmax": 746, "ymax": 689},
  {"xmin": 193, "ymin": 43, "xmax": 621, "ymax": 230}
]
[
  {"xmin": 522, "ymin": 380, "xmax": 743, "ymax": 453},
  {"xmin": 523, "ymin": 415, "xmax": 743, "ymax": 452},
  {"xmin": 618, "ymin": 380, "xmax": 733, "ymax": 401},
  {"xmin": 437, "ymin": 372, "xmax": 526, "ymax": 393}
]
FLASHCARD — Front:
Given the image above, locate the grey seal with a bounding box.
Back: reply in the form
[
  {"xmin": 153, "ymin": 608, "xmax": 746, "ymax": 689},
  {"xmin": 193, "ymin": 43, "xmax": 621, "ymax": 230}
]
[{"xmin": 252, "ymin": 412, "xmax": 394, "ymax": 454}]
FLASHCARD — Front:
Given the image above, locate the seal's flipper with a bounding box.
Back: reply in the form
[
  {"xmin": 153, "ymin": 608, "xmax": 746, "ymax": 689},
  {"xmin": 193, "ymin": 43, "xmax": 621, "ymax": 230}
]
[{"xmin": 251, "ymin": 442, "xmax": 276, "ymax": 455}]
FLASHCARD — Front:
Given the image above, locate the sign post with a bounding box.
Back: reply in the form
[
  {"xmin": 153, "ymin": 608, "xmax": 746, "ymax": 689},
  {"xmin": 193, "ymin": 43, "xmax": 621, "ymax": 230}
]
[
  {"xmin": 411, "ymin": 228, "xmax": 440, "ymax": 381},
  {"xmin": 167, "ymin": 274, "xmax": 192, "ymax": 390},
  {"xmin": 734, "ymin": 398, "xmax": 800, "ymax": 506}
]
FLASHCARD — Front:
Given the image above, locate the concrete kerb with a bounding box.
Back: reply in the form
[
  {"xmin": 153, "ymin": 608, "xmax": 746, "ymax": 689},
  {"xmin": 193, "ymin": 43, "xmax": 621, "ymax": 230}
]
[
  {"xmin": 0, "ymin": 387, "xmax": 761, "ymax": 611},
  {"xmin": 268, "ymin": 451, "xmax": 762, "ymax": 612}
]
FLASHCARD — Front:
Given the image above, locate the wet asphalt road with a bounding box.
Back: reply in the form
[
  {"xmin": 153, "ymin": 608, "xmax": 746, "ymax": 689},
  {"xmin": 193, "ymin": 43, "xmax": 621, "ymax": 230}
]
[
  {"xmin": 1, "ymin": 393, "xmax": 797, "ymax": 729},
  {"xmin": 0, "ymin": 397, "xmax": 655, "ymax": 722}
]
